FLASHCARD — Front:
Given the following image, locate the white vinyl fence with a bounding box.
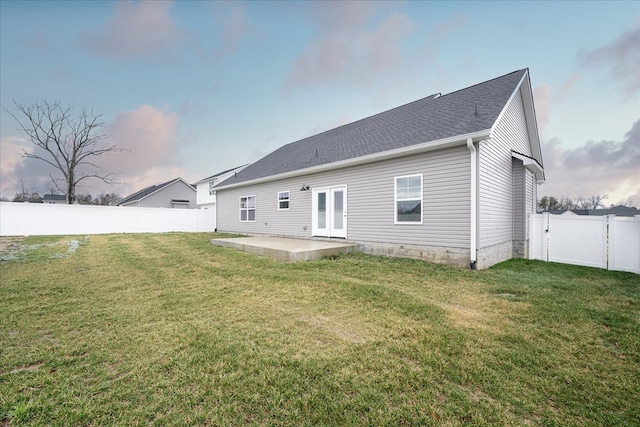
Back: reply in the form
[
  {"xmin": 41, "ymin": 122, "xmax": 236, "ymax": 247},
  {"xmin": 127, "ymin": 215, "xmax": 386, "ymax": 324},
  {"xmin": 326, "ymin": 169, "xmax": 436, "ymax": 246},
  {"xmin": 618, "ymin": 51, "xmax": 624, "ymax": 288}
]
[
  {"xmin": 529, "ymin": 213, "xmax": 640, "ymax": 274},
  {"xmin": 0, "ymin": 202, "xmax": 216, "ymax": 236}
]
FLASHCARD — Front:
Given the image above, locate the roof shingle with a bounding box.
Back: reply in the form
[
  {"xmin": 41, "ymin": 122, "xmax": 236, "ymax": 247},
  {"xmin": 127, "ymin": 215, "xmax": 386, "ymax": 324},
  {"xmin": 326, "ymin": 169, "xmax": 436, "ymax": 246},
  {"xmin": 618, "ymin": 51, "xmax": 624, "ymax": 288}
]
[{"xmin": 218, "ymin": 69, "xmax": 527, "ymax": 188}]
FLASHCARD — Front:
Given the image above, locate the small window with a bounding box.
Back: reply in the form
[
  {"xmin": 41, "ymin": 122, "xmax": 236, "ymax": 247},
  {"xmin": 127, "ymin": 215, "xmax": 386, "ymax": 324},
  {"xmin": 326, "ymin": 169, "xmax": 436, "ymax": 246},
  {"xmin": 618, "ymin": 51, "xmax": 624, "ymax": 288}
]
[
  {"xmin": 395, "ymin": 174, "xmax": 422, "ymax": 224},
  {"xmin": 208, "ymin": 180, "xmax": 216, "ymax": 196},
  {"xmin": 278, "ymin": 191, "xmax": 290, "ymax": 210},
  {"xmin": 240, "ymin": 196, "xmax": 256, "ymax": 222}
]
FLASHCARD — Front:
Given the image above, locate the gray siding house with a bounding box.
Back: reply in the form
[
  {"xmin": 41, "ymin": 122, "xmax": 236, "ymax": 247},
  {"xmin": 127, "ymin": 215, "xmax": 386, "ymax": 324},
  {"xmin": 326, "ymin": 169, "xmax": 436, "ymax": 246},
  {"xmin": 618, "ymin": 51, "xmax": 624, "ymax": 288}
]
[
  {"xmin": 118, "ymin": 177, "xmax": 197, "ymax": 209},
  {"xmin": 214, "ymin": 69, "xmax": 544, "ymax": 269}
]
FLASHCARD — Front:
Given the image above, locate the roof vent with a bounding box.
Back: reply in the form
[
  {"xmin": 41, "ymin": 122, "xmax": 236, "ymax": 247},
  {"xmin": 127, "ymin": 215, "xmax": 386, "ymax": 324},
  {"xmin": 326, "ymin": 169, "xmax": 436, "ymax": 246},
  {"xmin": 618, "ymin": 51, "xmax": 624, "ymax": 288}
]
[
  {"xmin": 428, "ymin": 93, "xmax": 441, "ymax": 99},
  {"xmin": 474, "ymin": 103, "xmax": 479, "ymax": 116}
]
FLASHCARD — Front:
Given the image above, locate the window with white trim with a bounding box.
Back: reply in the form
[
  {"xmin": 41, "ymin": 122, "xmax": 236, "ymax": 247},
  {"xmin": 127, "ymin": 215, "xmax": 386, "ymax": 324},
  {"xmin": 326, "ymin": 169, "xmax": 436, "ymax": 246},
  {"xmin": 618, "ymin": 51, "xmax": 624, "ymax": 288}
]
[
  {"xmin": 395, "ymin": 174, "xmax": 422, "ymax": 224},
  {"xmin": 240, "ymin": 196, "xmax": 256, "ymax": 222},
  {"xmin": 208, "ymin": 180, "xmax": 216, "ymax": 195},
  {"xmin": 278, "ymin": 191, "xmax": 290, "ymax": 210}
]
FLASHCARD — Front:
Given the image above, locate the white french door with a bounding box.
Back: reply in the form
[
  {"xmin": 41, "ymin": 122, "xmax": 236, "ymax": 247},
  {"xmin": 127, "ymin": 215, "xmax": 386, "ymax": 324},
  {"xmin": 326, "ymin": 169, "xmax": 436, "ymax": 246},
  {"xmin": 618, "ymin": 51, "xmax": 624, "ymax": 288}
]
[{"xmin": 312, "ymin": 186, "xmax": 347, "ymax": 238}]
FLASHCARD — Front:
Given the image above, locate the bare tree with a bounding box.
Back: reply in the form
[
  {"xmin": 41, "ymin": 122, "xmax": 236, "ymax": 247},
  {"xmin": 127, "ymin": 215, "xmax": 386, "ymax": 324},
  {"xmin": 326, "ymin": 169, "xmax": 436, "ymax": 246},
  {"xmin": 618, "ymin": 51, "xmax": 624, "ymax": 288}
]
[
  {"xmin": 45, "ymin": 177, "xmax": 61, "ymax": 196},
  {"xmin": 96, "ymin": 192, "xmax": 120, "ymax": 206},
  {"xmin": 7, "ymin": 100, "xmax": 123, "ymax": 204},
  {"xmin": 590, "ymin": 194, "xmax": 608, "ymax": 209}
]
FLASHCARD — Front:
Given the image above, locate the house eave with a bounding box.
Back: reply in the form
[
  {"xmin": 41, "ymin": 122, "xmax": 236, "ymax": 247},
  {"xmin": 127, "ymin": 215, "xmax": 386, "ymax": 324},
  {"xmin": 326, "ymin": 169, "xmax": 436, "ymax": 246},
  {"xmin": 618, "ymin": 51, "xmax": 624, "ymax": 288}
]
[
  {"xmin": 512, "ymin": 151, "xmax": 545, "ymax": 183},
  {"xmin": 215, "ymin": 129, "xmax": 492, "ymax": 191}
]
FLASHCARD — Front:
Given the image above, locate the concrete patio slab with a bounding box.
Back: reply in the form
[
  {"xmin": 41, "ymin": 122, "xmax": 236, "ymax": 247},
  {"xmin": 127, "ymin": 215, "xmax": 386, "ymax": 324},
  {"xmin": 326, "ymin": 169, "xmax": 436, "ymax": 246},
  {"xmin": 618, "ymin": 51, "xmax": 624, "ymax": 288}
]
[{"xmin": 210, "ymin": 236, "xmax": 358, "ymax": 262}]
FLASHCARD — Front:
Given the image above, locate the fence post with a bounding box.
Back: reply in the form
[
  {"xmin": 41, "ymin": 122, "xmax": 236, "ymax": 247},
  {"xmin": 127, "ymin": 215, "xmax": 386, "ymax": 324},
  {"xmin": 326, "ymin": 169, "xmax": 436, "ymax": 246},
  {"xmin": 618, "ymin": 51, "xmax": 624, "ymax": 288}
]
[
  {"xmin": 607, "ymin": 215, "xmax": 615, "ymax": 271},
  {"xmin": 528, "ymin": 212, "xmax": 534, "ymax": 259},
  {"xmin": 636, "ymin": 215, "xmax": 640, "ymax": 274},
  {"xmin": 543, "ymin": 212, "xmax": 550, "ymax": 262}
]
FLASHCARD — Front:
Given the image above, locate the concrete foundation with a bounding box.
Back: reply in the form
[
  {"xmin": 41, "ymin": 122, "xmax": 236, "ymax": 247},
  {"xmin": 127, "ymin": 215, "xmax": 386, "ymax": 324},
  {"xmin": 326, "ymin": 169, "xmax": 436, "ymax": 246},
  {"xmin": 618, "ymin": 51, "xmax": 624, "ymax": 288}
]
[
  {"xmin": 212, "ymin": 234, "xmax": 523, "ymax": 270},
  {"xmin": 211, "ymin": 236, "xmax": 358, "ymax": 262},
  {"xmin": 477, "ymin": 241, "xmax": 513, "ymax": 270},
  {"xmin": 358, "ymin": 241, "xmax": 470, "ymax": 269},
  {"xmin": 512, "ymin": 239, "xmax": 529, "ymax": 259}
]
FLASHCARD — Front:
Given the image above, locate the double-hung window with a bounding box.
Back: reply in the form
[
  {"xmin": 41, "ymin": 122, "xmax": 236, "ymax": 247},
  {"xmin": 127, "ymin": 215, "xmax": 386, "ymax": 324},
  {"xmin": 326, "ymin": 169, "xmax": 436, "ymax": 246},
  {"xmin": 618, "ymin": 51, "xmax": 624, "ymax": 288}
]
[
  {"xmin": 208, "ymin": 180, "xmax": 216, "ymax": 195},
  {"xmin": 240, "ymin": 196, "xmax": 256, "ymax": 222},
  {"xmin": 395, "ymin": 174, "xmax": 422, "ymax": 224},
  {"xmin": 278, "ymin": 191, "xmax": 290, "ymax": 210}
]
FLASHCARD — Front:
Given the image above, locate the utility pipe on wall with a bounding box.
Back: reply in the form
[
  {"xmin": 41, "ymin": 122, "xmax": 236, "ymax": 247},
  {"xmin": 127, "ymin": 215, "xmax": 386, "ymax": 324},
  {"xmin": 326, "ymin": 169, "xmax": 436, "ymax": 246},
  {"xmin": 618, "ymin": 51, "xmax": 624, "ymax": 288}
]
[{"xmin": 467, "ymin": 138, "xmax": 477, "ymax": 270}]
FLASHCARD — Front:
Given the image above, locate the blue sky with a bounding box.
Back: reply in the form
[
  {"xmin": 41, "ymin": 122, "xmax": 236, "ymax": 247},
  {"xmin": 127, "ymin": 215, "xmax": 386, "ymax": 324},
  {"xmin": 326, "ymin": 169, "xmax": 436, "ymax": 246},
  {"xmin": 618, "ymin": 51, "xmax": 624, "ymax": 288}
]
[{"xmin": 1, "ymin": 0, "xmax": 638, "ymax": 205}]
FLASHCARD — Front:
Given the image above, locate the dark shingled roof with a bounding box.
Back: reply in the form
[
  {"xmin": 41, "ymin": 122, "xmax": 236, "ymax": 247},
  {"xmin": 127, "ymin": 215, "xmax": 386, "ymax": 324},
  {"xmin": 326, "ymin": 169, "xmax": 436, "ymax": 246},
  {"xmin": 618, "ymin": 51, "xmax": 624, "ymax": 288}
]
[
  {"xmin": 218, "ymin": 69, "xmax": 528, "ymax": 188},
  {"xmin": 43, "ymin": 194, "xmax": 67, "ymax": 201},
  {"xmin": 119, "ymin": 178, "xmax": 193, "ymax": 205},
  {"xmin": 195, "ymin": 164, "xmax": 250, "ymax": 184}
]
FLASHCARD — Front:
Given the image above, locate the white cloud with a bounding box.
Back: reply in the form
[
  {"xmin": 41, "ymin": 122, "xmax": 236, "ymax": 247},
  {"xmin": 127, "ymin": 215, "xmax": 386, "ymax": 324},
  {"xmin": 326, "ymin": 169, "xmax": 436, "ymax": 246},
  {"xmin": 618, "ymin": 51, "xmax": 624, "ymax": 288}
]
[
  {"xmin": 533, "ymin": 74, "xmax": 580, "ymax": 135},
  {"xmin": 285, "ymin": 2, "xmax": 412, "ymax": 89},
  {"xmin": 579, "ymin": 24, "xmax": 640, "ymax": 96},
  {"xmin": 541, "ymin": 120, "xmax": 640, "ymax": 206},
  {"xmin": 102, "ymin": 105, "xmax": 183, "ymax": 196},
  {"xmin": 83, "ymin": 0, "xmax": 184, "ymax": 59}
]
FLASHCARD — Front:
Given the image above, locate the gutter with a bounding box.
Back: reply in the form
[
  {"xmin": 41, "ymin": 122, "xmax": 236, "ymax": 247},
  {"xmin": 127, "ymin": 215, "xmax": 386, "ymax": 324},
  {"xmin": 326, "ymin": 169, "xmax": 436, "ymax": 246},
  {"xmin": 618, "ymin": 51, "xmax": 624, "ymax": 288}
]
[
  {"xmin": 215, "ymin": 129, "xmax": 492, "ymax": 191},
  {"xmin": 467, "ymin": 138, "xmax": 478, "ymax": 270}
]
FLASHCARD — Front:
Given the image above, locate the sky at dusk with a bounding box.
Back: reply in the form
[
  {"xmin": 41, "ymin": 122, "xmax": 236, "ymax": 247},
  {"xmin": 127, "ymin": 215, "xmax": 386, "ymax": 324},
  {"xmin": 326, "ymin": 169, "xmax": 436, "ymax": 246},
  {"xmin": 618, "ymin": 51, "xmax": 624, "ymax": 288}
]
[{"xmin": 1, "ymin": 0, "xmax": 638, "ymax": 205}]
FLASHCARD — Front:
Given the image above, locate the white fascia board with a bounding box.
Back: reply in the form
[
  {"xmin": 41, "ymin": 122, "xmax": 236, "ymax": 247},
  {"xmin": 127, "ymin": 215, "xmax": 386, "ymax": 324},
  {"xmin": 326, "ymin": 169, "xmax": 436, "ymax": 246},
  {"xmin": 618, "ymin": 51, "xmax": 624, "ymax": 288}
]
[
  {"xmin": 215, "ymin": 129, "xmax": 492, "ymax": 191},
  {"xmin": 512, "ymin": 151, "xmax": 544, "ymax": 175}
]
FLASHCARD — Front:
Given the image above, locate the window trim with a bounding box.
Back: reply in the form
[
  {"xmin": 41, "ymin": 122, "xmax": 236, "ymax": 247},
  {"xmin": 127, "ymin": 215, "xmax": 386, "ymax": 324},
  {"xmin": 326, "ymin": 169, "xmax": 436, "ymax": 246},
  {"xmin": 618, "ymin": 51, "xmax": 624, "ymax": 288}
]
[
  {"xmin": 239, "ymin": 195, "xmax": 256, "ymax": 222},
  {"xmin": 277, "ymin": 191, "xmax": 290, "ymax": 210},
  {"xmin": 394, "ymin": 173, "xmax": 423, "ymax": 225},
  {"xmin": 208, "ymin": 180, "xmax": 216, "ymax": 196}
]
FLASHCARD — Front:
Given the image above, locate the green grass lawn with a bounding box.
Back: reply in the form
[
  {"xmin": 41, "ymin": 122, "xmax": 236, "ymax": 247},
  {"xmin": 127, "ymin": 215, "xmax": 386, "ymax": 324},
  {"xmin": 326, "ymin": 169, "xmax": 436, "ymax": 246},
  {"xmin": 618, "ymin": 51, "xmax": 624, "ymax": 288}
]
[{"xmin": 1, "ymin": 233, "xmax": 638, "ymax": 426}]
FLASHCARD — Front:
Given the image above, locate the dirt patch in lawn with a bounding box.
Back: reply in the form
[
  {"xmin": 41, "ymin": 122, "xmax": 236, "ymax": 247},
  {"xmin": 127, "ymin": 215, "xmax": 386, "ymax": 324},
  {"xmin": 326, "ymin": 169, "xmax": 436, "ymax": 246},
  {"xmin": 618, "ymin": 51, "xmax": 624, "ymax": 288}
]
[
  {"xmin": 0, "ymin": 236, "xmax": 26, "ymax": 252},
  {"xmin": 0, "ymin": 236, "xmax": 87, "ymax": 262}
]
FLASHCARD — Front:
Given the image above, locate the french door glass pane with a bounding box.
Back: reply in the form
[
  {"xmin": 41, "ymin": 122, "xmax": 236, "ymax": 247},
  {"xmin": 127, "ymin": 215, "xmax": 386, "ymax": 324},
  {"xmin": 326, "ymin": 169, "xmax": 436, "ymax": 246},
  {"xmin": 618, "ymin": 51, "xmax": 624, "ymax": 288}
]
[
  {"xmin": 318, "ymin": 193, "xmax": 326, "ymax": 228},
  {"xmin": 333, "ymin": 191, "xmax": 343, "ymax": 229}
]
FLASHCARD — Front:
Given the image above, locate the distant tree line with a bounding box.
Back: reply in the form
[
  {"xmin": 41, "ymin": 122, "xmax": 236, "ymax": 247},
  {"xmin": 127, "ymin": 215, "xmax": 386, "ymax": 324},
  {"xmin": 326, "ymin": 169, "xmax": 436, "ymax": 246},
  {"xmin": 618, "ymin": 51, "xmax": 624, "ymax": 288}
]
[
  {"xmin": 10, "ymin": 191, "xmax": 120, "ymax": 206},
  {"xmin": 538, "ymin": 194, "xmax": 617, "ymax": 212}
]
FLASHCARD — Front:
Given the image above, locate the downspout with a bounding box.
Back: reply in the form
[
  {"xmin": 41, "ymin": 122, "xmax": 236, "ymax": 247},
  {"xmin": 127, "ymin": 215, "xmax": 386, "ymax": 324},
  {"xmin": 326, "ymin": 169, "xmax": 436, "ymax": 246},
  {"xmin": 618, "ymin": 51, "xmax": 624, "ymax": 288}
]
[{"xmin": 467, "ymin": 138, "xmax": 477, "ymax": 270}]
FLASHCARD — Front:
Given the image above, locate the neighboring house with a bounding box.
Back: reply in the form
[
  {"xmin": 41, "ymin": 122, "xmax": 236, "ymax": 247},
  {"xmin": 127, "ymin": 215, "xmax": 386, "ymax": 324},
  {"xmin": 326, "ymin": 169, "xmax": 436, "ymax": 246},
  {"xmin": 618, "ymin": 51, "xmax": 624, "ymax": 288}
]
[
  {"xmin": 546, "ymin": 206, "xmax": 639, "ymax": 217},
  {"xmin": 43, "ymin": 194, "xmax": 67, "ymax": 204},
  {"xmin": 214, "ymin": 69, "xmax": 544, "ymax": 269},
  {"xmin": 582, "ymin": 205, "xmax": 640, "ymax": 217},
  {"xmin": 118, "ymin": 178, "xmax": 197, "ymax": 209},
  {"xmin": 194, "ymin": 164, "xmax": 250, "ymax": 210}
]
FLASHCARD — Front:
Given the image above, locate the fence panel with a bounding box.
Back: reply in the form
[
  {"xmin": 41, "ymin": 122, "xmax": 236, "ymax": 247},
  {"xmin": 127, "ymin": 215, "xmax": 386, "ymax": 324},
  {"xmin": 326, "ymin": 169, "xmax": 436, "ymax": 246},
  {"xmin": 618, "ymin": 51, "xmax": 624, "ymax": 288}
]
[
  {"xmin": 528, "ymin": 213, "xmax": 640, "ymax": 273},
  {"xmin": 0, "ymin": 202, "xmax": 216, "ymax": 236},
  {"xmin": 548, "ymin": 215, "xmax": 607, "ymax": 269},
  {"xmin": 528, "ymin": 212, "xmax": 547, "ymax": 261},
  {"xmin": 609, "ymin": 216, "xmax": 640, "ymax": 274}
]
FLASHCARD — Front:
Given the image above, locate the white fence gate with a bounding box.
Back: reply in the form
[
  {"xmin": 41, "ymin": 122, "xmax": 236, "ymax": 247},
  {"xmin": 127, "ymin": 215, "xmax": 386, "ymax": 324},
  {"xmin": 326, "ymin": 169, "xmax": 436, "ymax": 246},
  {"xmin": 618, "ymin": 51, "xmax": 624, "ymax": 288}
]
[
  {"xmin": 0, "ymin": 202, "xmax": 216, "ymax": 236},
  {"xmin": 529, "ymin": 213, "xmax": 640, "ymax": 274}
]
